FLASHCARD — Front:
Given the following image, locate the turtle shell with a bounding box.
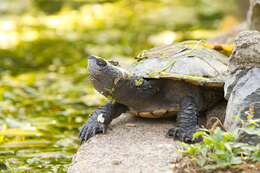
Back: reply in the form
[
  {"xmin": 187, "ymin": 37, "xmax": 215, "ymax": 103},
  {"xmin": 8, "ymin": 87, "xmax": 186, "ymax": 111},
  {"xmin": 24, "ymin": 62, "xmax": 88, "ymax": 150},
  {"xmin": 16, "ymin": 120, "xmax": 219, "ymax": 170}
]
[{"xmin": 128, "ymin": 41, "xmax": 228, "ymax": 88}]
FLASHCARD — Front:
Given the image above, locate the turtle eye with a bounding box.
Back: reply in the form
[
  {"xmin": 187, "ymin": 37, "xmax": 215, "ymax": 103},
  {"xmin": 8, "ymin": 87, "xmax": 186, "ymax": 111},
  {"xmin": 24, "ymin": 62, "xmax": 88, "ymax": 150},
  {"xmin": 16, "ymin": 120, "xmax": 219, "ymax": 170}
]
[{"xmin": 96, "ymin": 58, "xmax": 107, "ymax": 67}]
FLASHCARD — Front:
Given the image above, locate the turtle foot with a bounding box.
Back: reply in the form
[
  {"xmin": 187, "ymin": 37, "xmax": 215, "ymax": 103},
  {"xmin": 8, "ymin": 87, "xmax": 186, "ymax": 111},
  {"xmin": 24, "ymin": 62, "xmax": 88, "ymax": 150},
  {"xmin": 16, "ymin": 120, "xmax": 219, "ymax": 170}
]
[
  {"xmin": 79, "ymin": 118, "xmax": 106, "ymax": 144},
  {"xmin": 167, "ymin": 127, "xmax": 200, "ymax": 143}
]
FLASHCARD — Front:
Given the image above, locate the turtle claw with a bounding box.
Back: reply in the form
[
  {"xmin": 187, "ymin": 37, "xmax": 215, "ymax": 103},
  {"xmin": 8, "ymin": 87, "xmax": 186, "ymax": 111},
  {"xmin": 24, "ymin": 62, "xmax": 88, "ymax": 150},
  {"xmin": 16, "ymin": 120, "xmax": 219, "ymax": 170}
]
[
  {"xmin": 79, "ymin": 120, "xmax": 106, "ymax": 144},
  {"xmin": 167, "ymin": 127, "xmax": 199, "ymax": 143}
]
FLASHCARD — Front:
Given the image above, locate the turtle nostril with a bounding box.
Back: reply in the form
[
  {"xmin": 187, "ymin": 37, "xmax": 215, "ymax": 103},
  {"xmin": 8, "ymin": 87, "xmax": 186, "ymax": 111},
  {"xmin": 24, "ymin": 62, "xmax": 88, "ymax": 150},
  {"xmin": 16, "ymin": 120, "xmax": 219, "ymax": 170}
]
[{"xmin": 88, "ymin": 55, "xmax": 97, "ymax": 60}]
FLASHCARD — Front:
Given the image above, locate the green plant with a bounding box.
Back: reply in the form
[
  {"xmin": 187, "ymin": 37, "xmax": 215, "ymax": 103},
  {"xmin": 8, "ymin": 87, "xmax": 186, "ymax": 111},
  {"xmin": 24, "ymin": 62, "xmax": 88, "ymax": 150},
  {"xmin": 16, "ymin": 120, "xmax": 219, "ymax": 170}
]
[{"xmin": 180, "ymin": 115, "xmax": 260, "ymax": 171}]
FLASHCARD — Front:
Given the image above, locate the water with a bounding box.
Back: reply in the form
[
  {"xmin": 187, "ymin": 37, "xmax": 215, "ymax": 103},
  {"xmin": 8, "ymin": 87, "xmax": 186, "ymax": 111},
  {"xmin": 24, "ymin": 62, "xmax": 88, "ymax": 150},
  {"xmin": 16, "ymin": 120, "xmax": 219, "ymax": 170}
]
[{"xmin": 0, "ymin": 70, "xmax": 105, "ymax": 172}]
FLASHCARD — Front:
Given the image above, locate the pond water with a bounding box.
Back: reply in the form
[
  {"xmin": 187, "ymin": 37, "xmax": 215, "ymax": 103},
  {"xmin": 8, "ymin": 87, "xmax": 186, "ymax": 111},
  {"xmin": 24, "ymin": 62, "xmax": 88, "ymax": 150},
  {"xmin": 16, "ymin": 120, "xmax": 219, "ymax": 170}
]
[{"xmin": 0, "ymin": 70, "xmax": 105, "ymax": 172}]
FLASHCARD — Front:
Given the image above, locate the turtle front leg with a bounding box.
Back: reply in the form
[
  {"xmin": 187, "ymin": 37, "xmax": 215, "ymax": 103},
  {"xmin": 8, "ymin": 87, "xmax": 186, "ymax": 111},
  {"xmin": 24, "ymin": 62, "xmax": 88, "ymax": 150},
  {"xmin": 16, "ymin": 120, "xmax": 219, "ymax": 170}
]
[
  {"xmin": 79, "ymin": 101, "xmax": 128, "ymax": 143},
  {"xmin": 167, "ymin": 97, "xmax": 200, "ymax": 143}
]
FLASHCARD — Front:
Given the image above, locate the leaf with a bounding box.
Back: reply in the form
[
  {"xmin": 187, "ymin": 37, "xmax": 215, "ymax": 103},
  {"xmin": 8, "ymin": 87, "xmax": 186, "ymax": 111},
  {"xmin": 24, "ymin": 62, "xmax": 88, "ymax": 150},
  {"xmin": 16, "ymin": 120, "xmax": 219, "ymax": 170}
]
[
  {"xmin": 230, "ymin": 156, "xmax": 242, "ymax": 165},
  {"xmin": 0, "ymin": 129, "xmax": 42, "ymax": 137},
  {"xmin": 223, "ymin": 132, "xmax": 235, "ymax": 142},
  {"xmin": 203, "ymin": 136, "xmax": 214, "ymax": 145},
  {"xmin": 224, "ymin": 143, "xmax": 232, "ymax": 152},
  {"xmin": 0, "ymin": 162, "xmax": 7, "ymax": 170},
  {"xmin": 196, "ymin": 157, "xmax": 206, "ymax": 167},
  {"xmin": 251, "ymin": 147, "xmax": 260, "ymax": 161},
  {"xmin": 213, "ymin": 127, "xmax": 223, "ymax": 143},
  {"xmin": 182, "ymin": 145, "xmax": 200, "ymax": 155},
  {"xmin": 0, "ymin": 140, "xmax": 51, "ymax": 148},
  {"xmin": 240, "ymin": 128, "xmax": 260, "ymax": 136},
  {"xmin": 192, "ymin": 130, "xmax": 207, "ymax": 140}
]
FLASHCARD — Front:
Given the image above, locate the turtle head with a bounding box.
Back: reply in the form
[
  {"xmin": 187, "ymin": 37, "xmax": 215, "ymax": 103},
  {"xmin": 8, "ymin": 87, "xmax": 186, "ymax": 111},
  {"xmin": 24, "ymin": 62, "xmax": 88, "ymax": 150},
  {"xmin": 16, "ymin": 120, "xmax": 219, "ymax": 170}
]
[{"xmin": 88, "ymin": 55, "xmax": 129, "ymax": 97}]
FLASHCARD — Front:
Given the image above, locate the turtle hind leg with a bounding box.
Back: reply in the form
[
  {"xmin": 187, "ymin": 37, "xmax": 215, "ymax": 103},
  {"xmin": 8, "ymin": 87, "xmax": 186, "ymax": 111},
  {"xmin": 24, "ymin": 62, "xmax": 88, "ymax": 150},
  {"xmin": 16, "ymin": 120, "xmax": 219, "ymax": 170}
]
[{"xmin": 167, "ymin": 96, "xmax": 200, "ymax": 143}]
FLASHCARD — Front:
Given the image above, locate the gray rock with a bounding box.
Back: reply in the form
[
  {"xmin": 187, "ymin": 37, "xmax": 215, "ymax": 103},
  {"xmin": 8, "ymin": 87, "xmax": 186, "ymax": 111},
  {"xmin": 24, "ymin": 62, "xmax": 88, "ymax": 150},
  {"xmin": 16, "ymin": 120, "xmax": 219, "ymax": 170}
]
[
  {"xmin": 247, "ymin": 0, "xmax": 260, "ymax": 31},
  {"xmin": 68, "ymin": 114, "xmax": 182, "ymax": 173},
  {"xmin": 228, "ymin": 31, "xmax": 260, "ymax": 72},
  {"xmin": 224, "ymin": 31, "xmax": 260, "ymax": 145},
  {"xmin": 224, "ymin": 69, "xmax": 248, "ymax": 100},
  {"xmin": 224, "ymin": 68, "xmax": 260, "ymax": 128}
]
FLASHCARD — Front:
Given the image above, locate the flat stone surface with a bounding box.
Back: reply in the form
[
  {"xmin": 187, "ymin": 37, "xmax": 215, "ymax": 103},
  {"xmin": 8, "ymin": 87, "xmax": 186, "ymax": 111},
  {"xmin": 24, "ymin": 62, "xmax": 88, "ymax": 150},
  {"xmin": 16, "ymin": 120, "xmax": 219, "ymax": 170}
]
[{"xmin": 68, "ymin": 114, "xmax": 181, "ymax": 173}]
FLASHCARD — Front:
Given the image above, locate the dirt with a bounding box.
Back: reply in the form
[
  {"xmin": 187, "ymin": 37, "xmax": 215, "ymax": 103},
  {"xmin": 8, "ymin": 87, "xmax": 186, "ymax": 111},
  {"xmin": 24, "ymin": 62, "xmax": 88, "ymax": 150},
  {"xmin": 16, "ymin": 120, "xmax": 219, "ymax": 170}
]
[{"xmin": 172, "ymin": 157, "xmax": 260, "ymax": 173}]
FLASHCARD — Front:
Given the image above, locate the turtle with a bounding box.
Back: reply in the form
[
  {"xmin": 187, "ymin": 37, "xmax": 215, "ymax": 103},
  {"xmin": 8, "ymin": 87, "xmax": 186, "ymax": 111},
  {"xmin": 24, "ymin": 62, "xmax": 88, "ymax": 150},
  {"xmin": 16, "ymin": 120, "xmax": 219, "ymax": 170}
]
[{"xmin": 79, "ymin": 41, "xmax": 228, "ymax": 143}]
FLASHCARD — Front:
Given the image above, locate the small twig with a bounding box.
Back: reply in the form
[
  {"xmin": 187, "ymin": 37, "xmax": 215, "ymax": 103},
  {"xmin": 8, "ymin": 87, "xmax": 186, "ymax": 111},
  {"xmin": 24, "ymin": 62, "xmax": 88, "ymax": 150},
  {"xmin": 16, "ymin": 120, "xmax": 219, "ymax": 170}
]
[{"xmin": 207, "ymin": 117, "xmax": 226, "ymax": 132}]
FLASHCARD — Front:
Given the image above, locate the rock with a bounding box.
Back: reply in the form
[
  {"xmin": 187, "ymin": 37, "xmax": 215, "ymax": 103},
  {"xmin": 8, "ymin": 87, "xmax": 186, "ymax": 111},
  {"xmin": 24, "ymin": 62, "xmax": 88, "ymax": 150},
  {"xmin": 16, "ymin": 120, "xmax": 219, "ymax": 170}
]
[
  {"xmin": 224, "ymin": 70, "xmax": 248, "ymax": 100},
  {"xmin": 68, "ymin": 114, "xmax": 182, "ymax": 173},
  {"xmin": 225, "ymin": 68, "xmax": 260, "ymax": 126},
  {"xmin": 69, "ymin": 105, "xmax": 227, "ymax": 173},
  {"xmin": 228, "ymin": 31, "xmax": 260, "ymax": 72},
  {"xmin": 111, "ymin": 160, "xmax": 121, "ymax": 165},
  {"xmin": 224, "ymin": 31, "xmax": 260, "ymax": 144},
  {"xmin": 125, "ymin": 123, "xmax": 137, "ymax": 127},
  {"xmin": 247, "ymin": 0, "xmax": 260, "ymax": 31}
]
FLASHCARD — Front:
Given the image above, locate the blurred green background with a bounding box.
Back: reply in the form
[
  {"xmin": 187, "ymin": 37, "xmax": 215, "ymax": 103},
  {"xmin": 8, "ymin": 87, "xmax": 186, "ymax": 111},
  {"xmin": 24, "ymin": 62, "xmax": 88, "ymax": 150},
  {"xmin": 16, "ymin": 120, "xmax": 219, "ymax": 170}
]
[{"xmin": 0, "ymin": 0, "xmax": 245, "ymax": 172}]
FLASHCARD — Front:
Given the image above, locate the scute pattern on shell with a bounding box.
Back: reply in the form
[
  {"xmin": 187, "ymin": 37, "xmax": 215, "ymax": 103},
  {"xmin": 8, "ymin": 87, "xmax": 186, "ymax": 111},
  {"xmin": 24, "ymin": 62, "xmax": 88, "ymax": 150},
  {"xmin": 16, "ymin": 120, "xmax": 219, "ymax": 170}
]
[{"xmin": 129, "ymin": 41, "xmax": 229, "ymax": 88}]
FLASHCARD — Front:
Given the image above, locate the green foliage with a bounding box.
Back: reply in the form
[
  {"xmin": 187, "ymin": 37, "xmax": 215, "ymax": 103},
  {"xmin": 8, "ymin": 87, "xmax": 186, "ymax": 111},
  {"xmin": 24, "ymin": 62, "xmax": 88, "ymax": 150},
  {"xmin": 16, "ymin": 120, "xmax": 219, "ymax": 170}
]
[
  {"xmin": 33, "ymin": 0, "xmax": 65, "ymax": 14},
  {"xmin": 181, "ymin": 117, "xmax": 260, "ymax": 171},
  {"xmin": 0, "ymin": 70, "xmax": 106, "ymax": 171},
  {"xmin": 0, "ymin": 38, "xmax": 85, "ymax": 74}
]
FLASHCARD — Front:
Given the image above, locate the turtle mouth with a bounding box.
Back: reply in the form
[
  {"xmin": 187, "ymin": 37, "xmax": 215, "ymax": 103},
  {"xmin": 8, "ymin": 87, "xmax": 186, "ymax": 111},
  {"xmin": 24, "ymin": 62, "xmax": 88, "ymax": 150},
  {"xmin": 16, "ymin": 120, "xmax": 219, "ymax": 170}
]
[
  {"xmin": 88, "ymin": 74, "xmax": 100, "ymax": 83},
  {"xmin": 88, "ymin": 75, "xmax": 96, "ymax": 81},
  {"xmin": 88, "ymin": 70, "xmax": 116, "ymax": 97}
]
